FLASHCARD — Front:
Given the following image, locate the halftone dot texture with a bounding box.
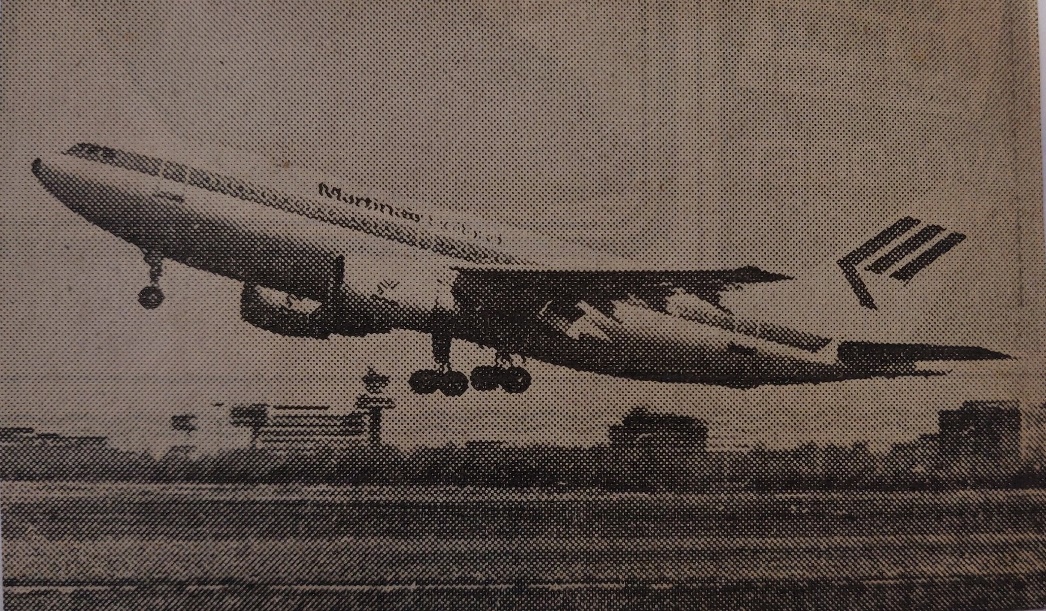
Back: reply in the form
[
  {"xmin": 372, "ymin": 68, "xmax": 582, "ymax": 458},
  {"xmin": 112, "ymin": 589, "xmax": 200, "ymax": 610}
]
[{"xmin": 3, "ymin": 1, "xmax": 1046, "ymax": 609}]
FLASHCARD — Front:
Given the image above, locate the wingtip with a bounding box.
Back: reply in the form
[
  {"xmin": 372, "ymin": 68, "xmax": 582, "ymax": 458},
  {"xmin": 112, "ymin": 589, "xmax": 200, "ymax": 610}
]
[
  {"xmin": 737, "ymin": 265, "xmax": 792, "ymax": 283},
  {"xmin": 766, "ymin": 271, "xmax": 794, "ymax": 282},
  {"xmin": 962, "ymin": 347, "xmax": 1013, "ymax": 361}
]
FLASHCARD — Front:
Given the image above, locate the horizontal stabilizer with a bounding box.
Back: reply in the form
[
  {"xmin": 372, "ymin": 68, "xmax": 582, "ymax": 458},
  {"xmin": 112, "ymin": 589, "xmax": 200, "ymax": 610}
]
[{"xmin": 838, "ymin": 341, "xmax": 1010, "ymax": 365}]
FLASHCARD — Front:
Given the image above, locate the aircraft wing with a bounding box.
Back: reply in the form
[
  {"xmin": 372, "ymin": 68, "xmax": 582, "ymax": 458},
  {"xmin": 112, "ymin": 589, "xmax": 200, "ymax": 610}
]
[{"xmin": 449, "ymin": 265, "xmax": 791, "ymax": 319}]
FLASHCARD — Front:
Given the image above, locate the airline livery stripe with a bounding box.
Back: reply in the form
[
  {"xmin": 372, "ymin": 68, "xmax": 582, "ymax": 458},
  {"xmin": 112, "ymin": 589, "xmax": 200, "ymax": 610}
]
[
  {"xmin": 838, "ymin": 263, "xmax": 877, "ymax": 309},
  {"xmin": 865, "ymin": 225, "xmax": 944, "ymax": 274},
  {"xmin": 62, "ymin": 143, "xmax": 528, "ymax": 267},
  {"xmin": 205, "ymin": 177, "xmax": 527, "ymax": 266},
  {"xmin": 839, "ymin": 217, "xmax": 921, "ymax": 265},
  {"xmin": 890, "ymin": 232, "xmax": 966, "ymax": 281}
]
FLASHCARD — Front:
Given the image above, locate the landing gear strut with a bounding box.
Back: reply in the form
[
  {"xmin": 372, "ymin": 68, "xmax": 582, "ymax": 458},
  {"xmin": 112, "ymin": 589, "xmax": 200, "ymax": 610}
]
[
  {"xmin": 137, "ymin": 251, "xmax": 165, "ymax": 309},
  {"xmin": 408, "ymin": 330, "xmax": 469, "ymax": 396},
  {"xmin": 470, "ymin": 352, "xmax": 531, "ymax": 394}
]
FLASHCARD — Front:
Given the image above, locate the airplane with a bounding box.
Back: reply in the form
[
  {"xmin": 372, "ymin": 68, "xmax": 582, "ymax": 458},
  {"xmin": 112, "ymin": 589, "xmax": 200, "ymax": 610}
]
[{"xmin": 32, "ymin": 142, "xmax": 1010, "ymax": 396}]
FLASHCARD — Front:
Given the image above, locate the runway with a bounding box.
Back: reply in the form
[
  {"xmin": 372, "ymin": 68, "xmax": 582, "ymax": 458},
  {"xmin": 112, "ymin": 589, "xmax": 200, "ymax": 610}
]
[{"xmin": 3, "ymin": 482, "xmax": 1045, "ymax": 609}]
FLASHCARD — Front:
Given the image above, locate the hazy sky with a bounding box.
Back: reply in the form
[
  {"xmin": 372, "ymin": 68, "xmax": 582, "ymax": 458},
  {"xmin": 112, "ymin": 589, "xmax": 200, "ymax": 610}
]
[{"xmin": 2, "ymin": 0, "xmax": 1044, "ymax": 455}]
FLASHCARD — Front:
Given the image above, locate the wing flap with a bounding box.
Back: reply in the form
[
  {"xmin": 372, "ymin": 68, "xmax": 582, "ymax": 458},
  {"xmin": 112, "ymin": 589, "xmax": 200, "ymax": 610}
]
[{"xmin": 449, "ymin": 265, "xmax": 791, "ymax": 318}]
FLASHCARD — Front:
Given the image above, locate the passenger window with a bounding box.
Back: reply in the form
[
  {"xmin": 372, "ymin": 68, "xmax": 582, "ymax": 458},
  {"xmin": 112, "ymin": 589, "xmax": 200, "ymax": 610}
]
[
  {"xmin": 186, "ymin": 167, "xmax": 210, "ymax": 188},
  {"xmin": 113, "ymin": 151, "xmax": 160, "ymax": 176},
  {"xmin": 162, "ymin": 163, "xmax": 187, "ymax": 183}
]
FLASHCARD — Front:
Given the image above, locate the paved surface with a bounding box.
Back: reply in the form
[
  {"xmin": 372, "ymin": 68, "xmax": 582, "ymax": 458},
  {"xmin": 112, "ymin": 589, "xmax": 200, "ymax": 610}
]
[{"xmin": 3, "ymin": 482, "xmax": 1045, "ymax": 609}]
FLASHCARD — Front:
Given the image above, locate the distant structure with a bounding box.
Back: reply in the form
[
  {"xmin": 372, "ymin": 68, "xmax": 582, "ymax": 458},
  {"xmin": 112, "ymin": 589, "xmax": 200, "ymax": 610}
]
[
  {"xmin": 165, "ymin": 414, "xmax": 198, "ymax": 459},
  {"xmin": 0, "ymin": 427, "xmax": 35, "ymax": 444},
  {"xmin": 937, "ymin": 400, "xmax": 1021, "ymax": 473},
  {"xmin": 229, "ymin": 403, "xmax": 366, "ymax": 452},
  {"xmin": 705, "ymin": 420, "xmax": 754, "ymax": 453},
  {"xmin": 226, "ymin": 369, "xmax": 392, "ymax": 451},
  {"xmin": 229, "ymin": 403, "xmax": 268, "ymax": 447},
  {"xmin": 609, "ymin": 406, "xmax": 708, "ymax": 452},
  {"xmin": 356, "ymin": 368, "xmax": 394, "ymax": 447},
  {"xmin": 171, "ymin": 415, "xmax": 197, "ymax": 434},
  {"xmin": 887, "ymin": 433, "xmax": 940, "ymax": 473},
  {"xmin": 0, "ymin": 427, "xmax": 106, "ymax": 447},
  {"xmin": 465, "ymin": 440, "xmax": 505, "ymax": 451}
]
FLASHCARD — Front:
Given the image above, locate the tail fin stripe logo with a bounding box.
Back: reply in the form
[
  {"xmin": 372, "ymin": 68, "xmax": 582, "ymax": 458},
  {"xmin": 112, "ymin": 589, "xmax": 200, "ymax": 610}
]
[
  {"xmin": 839, "ymin": 218, "xmax": 966, "ymax": 309},
  {"xmin": 838, "ymin": 216, "xmax": 921, "ymax": 266},
  {"xmin": 865, "ymin": 225, "xmax": 944, "ymax": 274},
  {"xmin": 890, "ymin": 231, "xmax": 966, "ymax": 282}
]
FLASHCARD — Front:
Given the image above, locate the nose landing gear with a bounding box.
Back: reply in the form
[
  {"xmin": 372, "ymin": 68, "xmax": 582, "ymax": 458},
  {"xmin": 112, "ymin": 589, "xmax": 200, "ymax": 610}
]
[{"xmin": 137, "ymin": 251, "xmax": 165, "ymax": 309}]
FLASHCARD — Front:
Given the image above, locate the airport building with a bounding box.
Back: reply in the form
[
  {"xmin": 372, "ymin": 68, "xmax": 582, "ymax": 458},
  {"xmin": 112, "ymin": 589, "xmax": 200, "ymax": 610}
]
[
  {"xmin": 227, "ymin": 371, "xmax": 395, "ymax": 452},
  {"xmin": 609, "ymin": 407, "xmax": 708, "ymax": 452},
  {"xmin": 229, "ymin": 404, "xmax": 368, "ymax": 452},
  {"xmin": 937, "ymin": 400, "xmax": 1022, "ymax": 473},
  {"xmin": 0, "ymin": 427, "xmax": 107, "ymax": 447}
]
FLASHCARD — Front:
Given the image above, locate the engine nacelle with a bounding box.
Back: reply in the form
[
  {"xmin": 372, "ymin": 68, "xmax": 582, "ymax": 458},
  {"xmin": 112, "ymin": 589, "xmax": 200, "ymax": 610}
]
[
  {"xmin": 241, "ymin": 283, "xmax": 390, "ymax": 339},
  {"xmin": 240, "ymin": 284, "xmax": 331, "ymax": 338}
]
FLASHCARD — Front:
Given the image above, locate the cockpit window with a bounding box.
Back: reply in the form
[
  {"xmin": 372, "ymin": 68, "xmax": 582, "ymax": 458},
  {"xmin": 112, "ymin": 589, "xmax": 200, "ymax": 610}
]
[
  {"xmin": 67, "ymin": 143, "xmax": 97, "ymax": 156},
  {"xmin": 63, "ymin": 142, "xmax": 161, "ymax": 177}
]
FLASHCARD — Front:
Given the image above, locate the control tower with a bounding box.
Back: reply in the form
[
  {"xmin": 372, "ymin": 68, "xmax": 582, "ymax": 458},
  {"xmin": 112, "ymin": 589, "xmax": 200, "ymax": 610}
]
[{"xmin": 356, "ymin": 368, "xmax": 395, "ymax": 446}]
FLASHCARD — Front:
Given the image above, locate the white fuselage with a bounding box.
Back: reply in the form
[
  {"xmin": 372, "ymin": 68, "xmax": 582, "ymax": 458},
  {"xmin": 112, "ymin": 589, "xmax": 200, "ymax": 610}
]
[{"xmin": 32, "ymin": 143, "xmax": 905, "ymax": 388}]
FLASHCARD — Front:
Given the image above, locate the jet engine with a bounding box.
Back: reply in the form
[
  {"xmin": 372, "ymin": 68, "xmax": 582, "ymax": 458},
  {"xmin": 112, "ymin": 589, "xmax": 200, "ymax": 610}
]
[
  {"xmin": 240, "ymin": 283, "xmax": 391, "ymax": 338},
  {"xmin": 240, "ymin": 284, "xmax": 332, "ymax": 339}
]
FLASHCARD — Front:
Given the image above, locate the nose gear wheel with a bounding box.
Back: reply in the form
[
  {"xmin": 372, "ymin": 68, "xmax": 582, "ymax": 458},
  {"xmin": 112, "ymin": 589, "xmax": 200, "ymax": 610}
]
[{"xmin": 138, "ymin": 250, "xmax": 165, "ymax": 309}]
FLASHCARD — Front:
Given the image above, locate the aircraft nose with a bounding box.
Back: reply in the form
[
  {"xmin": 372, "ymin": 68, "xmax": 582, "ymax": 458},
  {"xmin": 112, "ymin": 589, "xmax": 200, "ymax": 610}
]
[{"xmin": 31, "ymin": 154, "xmax": 87, "ymax": 213}]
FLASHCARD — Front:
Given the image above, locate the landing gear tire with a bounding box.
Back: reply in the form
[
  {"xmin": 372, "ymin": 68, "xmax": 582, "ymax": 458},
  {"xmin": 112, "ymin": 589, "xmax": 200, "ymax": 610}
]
[
  {"xmin": 439, "ymin": 371, "xmax": 469, "ymax": 397},
  {"xmin": 411, "ymin": 323, "xmax": 470, "ymax": 396},
  {"xmin": 409, "ymin": 369, "xmax": 469, "ymax": 396},
  {"xmin": 501, "ymin": 367, "xmax": 532, "ymax": 394},
  {"xmin": 137, "ymin": 285, "xmax": 165, "ymax": 310},
  {"xmin": 408, "ymin": 370, "xmax": 441, "ymax": 394},
  {"xmin": 139, "ymin": 250, "xmax": 165, "ymax": 310},
  {"xmin": 470, "ymin": 365, "xmax": 502, "ymax": 391}
]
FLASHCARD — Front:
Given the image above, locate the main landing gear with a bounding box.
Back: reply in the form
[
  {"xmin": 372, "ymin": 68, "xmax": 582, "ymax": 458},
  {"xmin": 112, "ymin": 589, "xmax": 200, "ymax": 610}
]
[
  {"xmin": 470, "ymin": 352, "xmax": 531, "ymax": 394},
  {"xmin": 408, "ymin": 333, "xmax": 532, "ymax": 396},
  {"xmin": 408, "ymin": 365, "xmax": 469, "ymax": 397},
  {"xmin": 408, "ymin": 330, "xmax": 470, "ymax": 396},
  {"xmin": 137, "ymin": 250, "xmax": 165, "ymax": 309}
]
